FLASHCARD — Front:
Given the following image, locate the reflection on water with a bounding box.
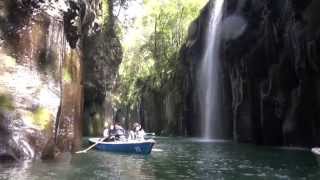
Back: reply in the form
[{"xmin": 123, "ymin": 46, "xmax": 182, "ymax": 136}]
[{"xmin": 1, "ymin": 137, "xmax": 320, "ymax": 180}]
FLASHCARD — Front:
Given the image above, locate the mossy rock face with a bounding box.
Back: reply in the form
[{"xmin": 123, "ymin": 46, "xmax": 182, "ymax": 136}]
[
  {"xmin": 63, "ymin": 67, "xmax": 73, "ymax": 83},
  {"xmin": 31, "ymin": 107, "xmax": 52, "ymax": 130},
  {"xmin": 0, "ymin": 94, "xmax": 14, "ymax": 111}
]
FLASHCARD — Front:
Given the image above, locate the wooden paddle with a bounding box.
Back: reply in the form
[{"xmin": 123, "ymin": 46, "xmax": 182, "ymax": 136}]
[
  {"xmin": 145, "ymin": 132, "xmax": 156, "ymax": 136},
  {"xmin": 75, "ymin": 137, "xmax": 107, "ymax": 154}
]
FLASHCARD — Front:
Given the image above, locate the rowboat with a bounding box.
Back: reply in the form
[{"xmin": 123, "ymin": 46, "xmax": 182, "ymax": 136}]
[
  {"xmin": 312, "ymin": 147, "xmax": 320, "ymax": 164},
  {"xmin": 88, "ymin": 138, "xmax": 155, "ymax": 154}
]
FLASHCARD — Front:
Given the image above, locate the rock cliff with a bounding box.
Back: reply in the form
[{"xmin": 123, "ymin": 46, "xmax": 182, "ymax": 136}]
[
  {"xmin": 0, "ymin": 0, "xmax": 120, "ymax": 161},
  {"xmin": 179, "ymin": 0, "xmax": 320, "ymax": 147}
]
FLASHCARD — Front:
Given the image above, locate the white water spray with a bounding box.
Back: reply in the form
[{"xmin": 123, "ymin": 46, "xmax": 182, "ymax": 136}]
[{"xmin": 198, "ymin": 0, "xmax": 224, "ymax": 139}]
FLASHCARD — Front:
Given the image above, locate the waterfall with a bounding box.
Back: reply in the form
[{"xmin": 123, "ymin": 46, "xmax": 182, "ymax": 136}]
[{"xmin": 198, "ymin": 0, "xmax": 224, "ymax": 139}]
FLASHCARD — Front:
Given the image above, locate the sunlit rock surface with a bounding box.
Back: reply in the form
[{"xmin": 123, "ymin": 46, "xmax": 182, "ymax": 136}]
[
  {"xmin": 0, "ymin": 0, "xmax": 98, "ymax": 160},
  {"xmin": 178, "ymin": 0, "xmax": 320, "ymax": 147}
]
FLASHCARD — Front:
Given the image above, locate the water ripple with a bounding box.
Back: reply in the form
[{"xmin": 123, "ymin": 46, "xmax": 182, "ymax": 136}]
[{"xmin": 1, "ymin": 137, "xmax": 320, "ymax": 179}]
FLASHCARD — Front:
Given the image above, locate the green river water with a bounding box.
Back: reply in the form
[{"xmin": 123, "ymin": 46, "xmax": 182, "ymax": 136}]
[{"xmin": 1, "ymin": 137, "xmax": 320, "ymax": 180}]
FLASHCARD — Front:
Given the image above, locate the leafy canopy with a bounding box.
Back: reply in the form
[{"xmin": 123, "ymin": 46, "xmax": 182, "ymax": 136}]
[{"xmin": 115, "ymin": 0, "xmax": 208, "ymax": 108}]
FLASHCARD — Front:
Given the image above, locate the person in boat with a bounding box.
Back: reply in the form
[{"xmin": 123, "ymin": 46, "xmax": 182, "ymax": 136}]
[
  {"xmin": 132, "ymin": 122, "xmax": 145, "ymax": 140},
  {"xmin": 109, "ymin": 121, "xmax": 126, "ymax": 141},
  {"xmin": 103, "ymin": 122, "xmax": 115, "ymax": 141},
  {"xmin": 103, "ymin": 122, "xmax": 110, "ymax": 139}
]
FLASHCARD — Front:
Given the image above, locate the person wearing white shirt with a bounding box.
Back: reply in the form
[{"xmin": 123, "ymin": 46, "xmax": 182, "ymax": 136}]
[{"xmin": 132, "ymin": 122, "xmax": 145, "ymax": 140}]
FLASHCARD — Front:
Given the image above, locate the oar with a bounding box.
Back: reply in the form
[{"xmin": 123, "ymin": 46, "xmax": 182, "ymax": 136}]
[
  {"xmin": 75, "ymin": 137, "xmax": 107, "ymax": 154},
  {"xmin": 145, "ymin": 132, "xmax": 156, "ymax": 136}
]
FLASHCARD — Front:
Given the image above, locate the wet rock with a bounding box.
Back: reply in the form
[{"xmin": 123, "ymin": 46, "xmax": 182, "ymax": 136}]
[
  {"xmin": 0, "ymin": 0, "xmax": 103, "ymax": 160},
  {"xmin": 82, "ymin": 0, "xmax": 122, "ymax": 136},
  {"xmin": 177, "ymin": 0, "xmax": 320, "ymax": 147},
  {"xmin": 0, "ymin": 143, "xmax": 18, "ymax": 162}
]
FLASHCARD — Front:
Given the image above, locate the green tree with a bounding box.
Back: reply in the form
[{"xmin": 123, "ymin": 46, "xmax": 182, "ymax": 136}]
[{"xmin": 115, "ymin": 0, "xmax": 208, "ymax": 110}]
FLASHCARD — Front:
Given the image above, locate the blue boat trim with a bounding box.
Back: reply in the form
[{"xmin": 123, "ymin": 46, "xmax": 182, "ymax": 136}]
[{"xmin": 88, "ymin": 138, "xmax": 155, "ymax": 154}]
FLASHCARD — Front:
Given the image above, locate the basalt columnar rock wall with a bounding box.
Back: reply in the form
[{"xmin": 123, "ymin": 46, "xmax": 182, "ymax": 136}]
[
  {"xmin": 180, "ymin": 0, "xmax": 320, "ymax": 147},
  {"xmin": 82, "ymin": 1, "xmax": 122, "ymax": 136},
  {"xmin": 0, "ymin": 0, "xmax": 118, "ymax": 161}
]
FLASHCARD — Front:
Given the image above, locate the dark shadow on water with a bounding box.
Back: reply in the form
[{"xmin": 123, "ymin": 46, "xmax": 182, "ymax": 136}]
[
  {"xmin": 1, "ymin": 137, "xmax": 320, "ymax": 180},
  {"xmin": 0, "ymin": 154, "xmax": 17, "ymax": 163}
]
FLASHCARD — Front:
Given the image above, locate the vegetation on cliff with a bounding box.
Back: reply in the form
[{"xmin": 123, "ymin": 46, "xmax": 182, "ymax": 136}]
[{"xmin": 115, "ymin": 0, "xmax": 207, "ymax": 112}]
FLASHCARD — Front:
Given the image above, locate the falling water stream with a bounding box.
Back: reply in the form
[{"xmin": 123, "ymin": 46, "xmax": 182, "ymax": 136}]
[{"xmin": 199, "ymin": 0, "xmax": 224, "ymax": 139}]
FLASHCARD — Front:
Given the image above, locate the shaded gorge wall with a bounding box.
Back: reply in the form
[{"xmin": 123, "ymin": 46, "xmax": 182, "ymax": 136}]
[
  {"xmin": 82, "ymin": 0, "xmax": 123, "ymax": 136},
  {"xmin": 132, "ymin": 0, "xmax": 320, "ymax": 147},
  {"xmin": 175, "ymin": 0, "xmax": 320, "ymax": 147}
]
